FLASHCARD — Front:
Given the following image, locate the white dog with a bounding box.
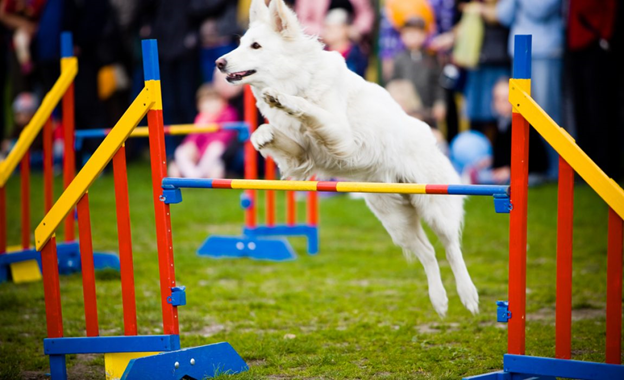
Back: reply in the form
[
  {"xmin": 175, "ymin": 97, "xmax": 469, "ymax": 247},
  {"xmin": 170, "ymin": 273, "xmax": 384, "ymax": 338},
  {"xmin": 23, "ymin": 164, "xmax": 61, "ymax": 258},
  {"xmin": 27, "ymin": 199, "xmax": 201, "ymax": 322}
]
[{"xmin": 216, "ymin": 0, "xmax": 478, "ymax": 317}]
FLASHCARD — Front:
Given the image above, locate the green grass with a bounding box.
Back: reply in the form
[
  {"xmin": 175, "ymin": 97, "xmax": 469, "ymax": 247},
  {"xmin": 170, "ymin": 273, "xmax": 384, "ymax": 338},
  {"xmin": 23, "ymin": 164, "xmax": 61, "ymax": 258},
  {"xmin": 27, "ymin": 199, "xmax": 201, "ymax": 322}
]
[{"xmin": 0, "ymin": 162, "xmax": 621, "ymax": 379}]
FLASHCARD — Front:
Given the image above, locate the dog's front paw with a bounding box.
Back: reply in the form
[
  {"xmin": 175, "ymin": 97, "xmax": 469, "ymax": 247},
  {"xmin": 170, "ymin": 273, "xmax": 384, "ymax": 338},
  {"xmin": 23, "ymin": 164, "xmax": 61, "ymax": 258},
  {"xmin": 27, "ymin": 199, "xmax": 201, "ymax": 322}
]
[
  {"xmin": 251, "ymin": 124, "xmax": 274, "ymax": 150},
  {"xmin": 262, "ymin": 88, "xmax": 303, "ymax": 117},
  {"xmin": 262, "ymin": 87, "xmax": 283, "ymax": 109}
]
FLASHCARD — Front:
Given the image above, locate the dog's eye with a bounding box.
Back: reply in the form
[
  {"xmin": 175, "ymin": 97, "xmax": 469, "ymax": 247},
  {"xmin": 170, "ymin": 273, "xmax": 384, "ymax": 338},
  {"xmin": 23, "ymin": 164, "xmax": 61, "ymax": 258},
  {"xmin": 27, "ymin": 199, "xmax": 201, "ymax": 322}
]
[{"xmin": 251, "ymin": 42, "xmax": 262, "ymax": 50}]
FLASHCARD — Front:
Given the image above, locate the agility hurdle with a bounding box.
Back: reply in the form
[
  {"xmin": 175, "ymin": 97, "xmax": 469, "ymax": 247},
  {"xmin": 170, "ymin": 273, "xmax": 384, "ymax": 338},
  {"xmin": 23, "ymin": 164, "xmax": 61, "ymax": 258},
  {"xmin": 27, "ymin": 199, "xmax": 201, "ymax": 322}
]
[
  {"xmin": 0, "ymin": 32, "xmax": 118, "ymax": 284},
  {"xmin": 34, "ymin": 39, "xmax": 247, "ymax": 379},
  {"xmin": 197, "ymin": 86, "xmax": 320, "ymax": 261},
  {"xmin": 465, "ymin": 35, "xmax": 624, "ymax": 380}
]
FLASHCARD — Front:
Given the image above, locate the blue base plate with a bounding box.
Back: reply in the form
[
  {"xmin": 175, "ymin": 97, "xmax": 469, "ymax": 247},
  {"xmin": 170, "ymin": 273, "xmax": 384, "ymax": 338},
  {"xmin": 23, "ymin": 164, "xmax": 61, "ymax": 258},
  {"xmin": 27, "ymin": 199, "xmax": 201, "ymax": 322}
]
[
  {"xmin": 197, "ymin": 236, "xmax": 296, "ymax": 261},
  {"xmin": 0, "ymin": 241, "xmax": 120, "ymax": 283},
  {"xmin": 122, "ymin": 342, "xmax": 248, "ymax": 380}
]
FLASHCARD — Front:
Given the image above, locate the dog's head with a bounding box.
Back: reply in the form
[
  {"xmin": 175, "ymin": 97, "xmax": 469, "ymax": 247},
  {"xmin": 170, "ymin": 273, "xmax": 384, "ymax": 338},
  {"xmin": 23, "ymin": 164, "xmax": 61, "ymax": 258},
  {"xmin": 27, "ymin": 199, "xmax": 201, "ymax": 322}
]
[{"xmin": 216, "ymin": 0, "xmax": 321, "ymax": 87}]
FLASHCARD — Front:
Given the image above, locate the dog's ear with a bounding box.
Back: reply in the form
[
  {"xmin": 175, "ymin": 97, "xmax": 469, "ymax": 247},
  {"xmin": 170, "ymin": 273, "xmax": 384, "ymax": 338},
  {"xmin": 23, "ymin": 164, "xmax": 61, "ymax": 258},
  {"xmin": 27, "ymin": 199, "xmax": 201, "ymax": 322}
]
[
  {"xmin": 268, "ymin": 0, "xmax": 302, "ymax": 39},
  {"xmin": 249, "ymin": 0, "xmax": 270, "ymax": 25}
]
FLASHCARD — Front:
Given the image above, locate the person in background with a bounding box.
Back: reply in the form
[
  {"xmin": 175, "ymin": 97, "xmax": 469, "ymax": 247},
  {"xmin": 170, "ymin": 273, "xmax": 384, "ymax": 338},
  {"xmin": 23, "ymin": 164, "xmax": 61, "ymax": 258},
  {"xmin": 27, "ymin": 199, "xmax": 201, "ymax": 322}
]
[
  {"xmin": 385, "ymin": 79, "xmax": 423, "ymax": 119},
  {"xmin": 64, "ymin": 0, "xmax": 122, "ymax": 164},
  {"xmin": 322, "ymin": 8, "xmax": 368, "ymax": 77},
  {"xmin": 455, "ymin": 1, "xmax": 509, "ymax": 142},
  {"xmin": 463, "ymin": 78, "xmax": 547, "ymax": 185},
  {"xmin": 135, "ymin": 0, "xmax": 204, "ymax": 126},
  {"xmin": 566, "ymin": 0, "xmax": 621, "ymax": 180},
  {"xmin": 377, "ymin": 8, "xmax": 404, "ymax": 84},
  {"xmin": 294, "ymin": 0, "xmax": 374, "ymax": 44},
  {"xmin": 196, "ymin": 0, "xmax": 241, "ymax": 83},
  {"xmin": 392, "ymin": 16, "xmax": 445, "ymax": 128},
  {"xmin": 492, "ymin": 0, "xmax": 564, "ymax": 180},
  {"xmin": 426, "ymin": 0, "xmax": 460, "ymax": 144},
  {"xmin": 1, "ymin": 92, "xmax": 38, "ymax": 158},
  {"xmin": 380, "ymin": 0, "xmax": 435, "ymax": 84},
  {"xmin": 169, "ymin": 81, "xmax": 239, "ymax": 179},
  {"xmin": 0, "ymin": 0, "xmax": 46, "ymax": 95},
  {"xmin": 386, "ymin": 78, "xmax": 449, "ymax": 155}
]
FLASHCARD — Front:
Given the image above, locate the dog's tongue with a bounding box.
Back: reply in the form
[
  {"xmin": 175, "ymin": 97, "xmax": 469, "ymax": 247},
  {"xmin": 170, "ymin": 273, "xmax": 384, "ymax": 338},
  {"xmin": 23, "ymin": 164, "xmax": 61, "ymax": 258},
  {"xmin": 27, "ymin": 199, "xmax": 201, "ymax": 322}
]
[{"xmin": 230, "ymin": 71, "xmax": 248, "ymax": 76}]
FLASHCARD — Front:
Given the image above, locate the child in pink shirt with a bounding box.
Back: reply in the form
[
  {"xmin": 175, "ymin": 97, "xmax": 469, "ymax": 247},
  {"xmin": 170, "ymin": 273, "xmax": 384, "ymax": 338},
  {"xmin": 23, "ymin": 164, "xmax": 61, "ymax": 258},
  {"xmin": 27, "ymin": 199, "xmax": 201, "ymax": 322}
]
[{"xmin": 169, "ymin": 84, "xmax": 238, "ymax": 178}]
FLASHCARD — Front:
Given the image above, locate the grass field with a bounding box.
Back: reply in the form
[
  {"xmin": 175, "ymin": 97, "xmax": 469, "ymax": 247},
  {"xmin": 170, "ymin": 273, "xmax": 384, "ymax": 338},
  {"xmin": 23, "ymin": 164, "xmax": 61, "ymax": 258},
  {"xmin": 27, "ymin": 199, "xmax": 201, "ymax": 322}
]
[{"xmin": 0, "ymin": 162, "xmax": 621, "ymax": 379}]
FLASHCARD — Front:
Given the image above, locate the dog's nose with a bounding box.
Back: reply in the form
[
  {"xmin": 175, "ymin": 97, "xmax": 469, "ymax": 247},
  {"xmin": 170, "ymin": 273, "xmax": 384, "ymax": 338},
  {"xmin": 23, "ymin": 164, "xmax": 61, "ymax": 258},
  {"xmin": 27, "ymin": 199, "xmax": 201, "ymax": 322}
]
[{"xmin": 216, "ymin": 58, "xmax": 227, "ymax": 72}]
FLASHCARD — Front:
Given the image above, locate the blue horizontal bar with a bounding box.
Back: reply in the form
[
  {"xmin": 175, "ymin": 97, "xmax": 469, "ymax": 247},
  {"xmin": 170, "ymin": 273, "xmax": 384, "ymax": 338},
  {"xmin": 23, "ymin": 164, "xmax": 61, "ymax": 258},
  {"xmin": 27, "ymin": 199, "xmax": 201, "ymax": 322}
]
[
  {"xmin": 74, "ymin": 122, "xmax": 249, "ymax": 139},
  {"xmin": 44, "ymin": 335, "xmax": 180, "ymax": 355},
  {"xmin": 0, "ymin": 242, "xmax": 80, "ymax": 265},
  {"xmin": 74, "ymin": 129, "xmax": 110, "ymax": 139},
  {"xmin": 0, "ymin": 249, "xmax": 39, "ymax": 264},
  {"xmin": 504, "ymin": 354, "xmax": 624, "ymax": 380},
  {"xmin": 162, "ymin": 178, "xmax": 214, "ymax": 189},
  {"xmin": 447, "ymin": 185, "xmax": 509, "ymax": 196}
]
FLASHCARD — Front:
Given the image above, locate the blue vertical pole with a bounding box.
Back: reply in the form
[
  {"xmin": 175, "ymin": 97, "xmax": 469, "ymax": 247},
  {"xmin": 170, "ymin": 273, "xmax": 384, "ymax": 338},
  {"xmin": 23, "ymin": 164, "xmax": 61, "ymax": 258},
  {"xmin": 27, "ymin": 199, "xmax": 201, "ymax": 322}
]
[
  {"xmin": 60, "ymin": 32, "xmax": 73, "ymax": 59},
  {"xmin": 142, "ymin": 39, "xmax": 161, "ymax": 82},
  {"xmin": 512, "ymin": 35, "xmax": 531, "ymax": 80}
]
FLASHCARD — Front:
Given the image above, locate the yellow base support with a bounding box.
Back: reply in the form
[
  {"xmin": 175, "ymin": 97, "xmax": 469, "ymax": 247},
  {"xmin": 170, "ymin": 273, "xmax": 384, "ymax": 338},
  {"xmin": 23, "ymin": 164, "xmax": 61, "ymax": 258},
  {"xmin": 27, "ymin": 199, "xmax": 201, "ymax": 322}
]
[
  {"xmin": 105, "ymin": 352, "xmax": 159, "ymax": 380},
  {"xmin": 9, "ymin": 260, "xmax": 42, "ymax": 283},
  {"xmin": 6, "ymin": 245, "xmax": 42, "ymax": 283}
]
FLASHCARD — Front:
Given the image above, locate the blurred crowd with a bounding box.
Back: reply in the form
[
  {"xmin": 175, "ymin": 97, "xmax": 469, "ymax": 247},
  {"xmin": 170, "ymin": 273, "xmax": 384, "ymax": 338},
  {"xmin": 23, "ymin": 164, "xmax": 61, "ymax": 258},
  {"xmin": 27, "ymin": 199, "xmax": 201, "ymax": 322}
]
[{"xmin": 0, "ymin": 0, "xmax": 622, "ymax": 184}]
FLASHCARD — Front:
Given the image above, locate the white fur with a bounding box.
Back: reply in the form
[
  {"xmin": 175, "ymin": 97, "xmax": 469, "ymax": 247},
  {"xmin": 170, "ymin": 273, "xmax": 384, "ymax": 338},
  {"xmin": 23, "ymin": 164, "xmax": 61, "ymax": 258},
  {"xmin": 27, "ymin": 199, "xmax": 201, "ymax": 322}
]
[{"xmin": 218, "ymin": 0, "xmax": 479, "ymax": 317}]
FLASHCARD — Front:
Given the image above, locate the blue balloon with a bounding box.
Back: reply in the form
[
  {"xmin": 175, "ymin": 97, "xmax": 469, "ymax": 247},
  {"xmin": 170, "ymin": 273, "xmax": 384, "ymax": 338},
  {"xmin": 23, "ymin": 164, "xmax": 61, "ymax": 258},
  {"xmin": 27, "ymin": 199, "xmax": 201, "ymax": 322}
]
[{"xmin": 449, "ymin": 131, "xmax": 493, "ymax": 174}]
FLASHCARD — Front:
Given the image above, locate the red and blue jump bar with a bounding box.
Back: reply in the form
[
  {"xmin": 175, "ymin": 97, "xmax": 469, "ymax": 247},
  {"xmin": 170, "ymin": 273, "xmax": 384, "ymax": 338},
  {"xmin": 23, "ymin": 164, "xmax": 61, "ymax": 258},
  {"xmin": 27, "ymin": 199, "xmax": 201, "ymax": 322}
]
[{"xmin": 161, "ymin": 178, "xmax": 511, "ymax": 213}]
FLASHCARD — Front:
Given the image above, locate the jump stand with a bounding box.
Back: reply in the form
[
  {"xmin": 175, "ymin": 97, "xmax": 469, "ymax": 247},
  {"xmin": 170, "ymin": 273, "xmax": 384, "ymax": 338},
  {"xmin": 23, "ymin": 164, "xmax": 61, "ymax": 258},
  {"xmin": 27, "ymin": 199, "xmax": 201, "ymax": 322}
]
[
  {"xmin": 0, "ymin": 32, "xmax": 119, "ymax": 284},
  {"xmin": 198, "ymin": 86, "xmax": 319, "ymax": 261},
  {"xmin": 466, "ymin": 35, "xmax": 624, "ymax": 380},
  {"xmin": 34, "ymin": 39, "xmax": 247, "ymax": 379}
]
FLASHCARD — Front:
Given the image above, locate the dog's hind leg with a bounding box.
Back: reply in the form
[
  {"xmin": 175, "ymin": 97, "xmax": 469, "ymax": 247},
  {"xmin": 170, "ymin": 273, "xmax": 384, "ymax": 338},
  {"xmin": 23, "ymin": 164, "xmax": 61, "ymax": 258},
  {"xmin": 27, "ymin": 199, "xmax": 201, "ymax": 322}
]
[
  {"xmin": 421, "ymin": 196, "xmax": 479, "ymax": 315},
  {"xmin": 364, "ymin": 193, "xmax": 449, "ymax": 317},
  {"xmin": 261, "ymin": 87, "xmax": 356, "ymax": 160}
]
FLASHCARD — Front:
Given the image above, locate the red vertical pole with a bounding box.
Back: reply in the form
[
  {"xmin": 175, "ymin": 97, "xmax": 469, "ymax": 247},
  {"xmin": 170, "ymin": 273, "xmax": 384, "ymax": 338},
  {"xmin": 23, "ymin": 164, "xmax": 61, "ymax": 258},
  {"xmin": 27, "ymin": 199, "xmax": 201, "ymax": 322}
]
[
  {"xmin": 148, "ymin": 109, "xmax": 178, "ymax": 335},
  {"xmin": 21, "ymin": 152, "xmax": 31, "ymax": 249},
  {"xmin": 63, "ymin": 82, "xmax": 75, "ymax": 242},
  {"xmin": 43, "ymin": 117, "xmax": 54, "ymax": 213},
  {"xmin": 286, "ymin": 191, "xmax": 296, "ymax": 226},
  {"xmin": 606, "ymin": 208, "xmax": 623, "ymax": 364},
  {"xmin": 113, "ymin": 145, "xmax": 137, "ymax": 335},
  {"xmin": 77, "ymin": 193, "xmax": 99, "ymax": 337},
  {"xmin": 144, "ymin": 38, "xmax": 178, "ymax": 336},
  {"xmin": 244, "ymin": 86, "xmax": 257, "ymax": 228},
  {"xmin": 556, "ymin": 157, "xmax": 574, "ymax": 359},
  {"xmin": 0, "ymin": 186, "xmax": 5, "ymax": 254},
  {"xmin": 265, "ymin": 157, "xmax": 275, "ymax": 226},
  {"xmin": 508, "ymin": 35, "xmax": 531, "ymax": 356},
  {"xmin": 307, "ymin": 176, "xmax": 318, "ymax": 226},
  {"xmin": 508, "ymin": 112, "xmax": 529, "ymax": 356},
  {"xmin": 41, "ymin": 237, "xmax": 64, "ymax": 338}
]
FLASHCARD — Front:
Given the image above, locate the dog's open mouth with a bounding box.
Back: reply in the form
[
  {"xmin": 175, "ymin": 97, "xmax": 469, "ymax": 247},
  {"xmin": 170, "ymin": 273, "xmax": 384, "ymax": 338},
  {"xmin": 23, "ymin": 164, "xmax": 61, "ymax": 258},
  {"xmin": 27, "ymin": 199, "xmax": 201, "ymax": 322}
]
[{"xmin": 226, "ymin": 70, "xmax": 256, "ymax": 82}]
